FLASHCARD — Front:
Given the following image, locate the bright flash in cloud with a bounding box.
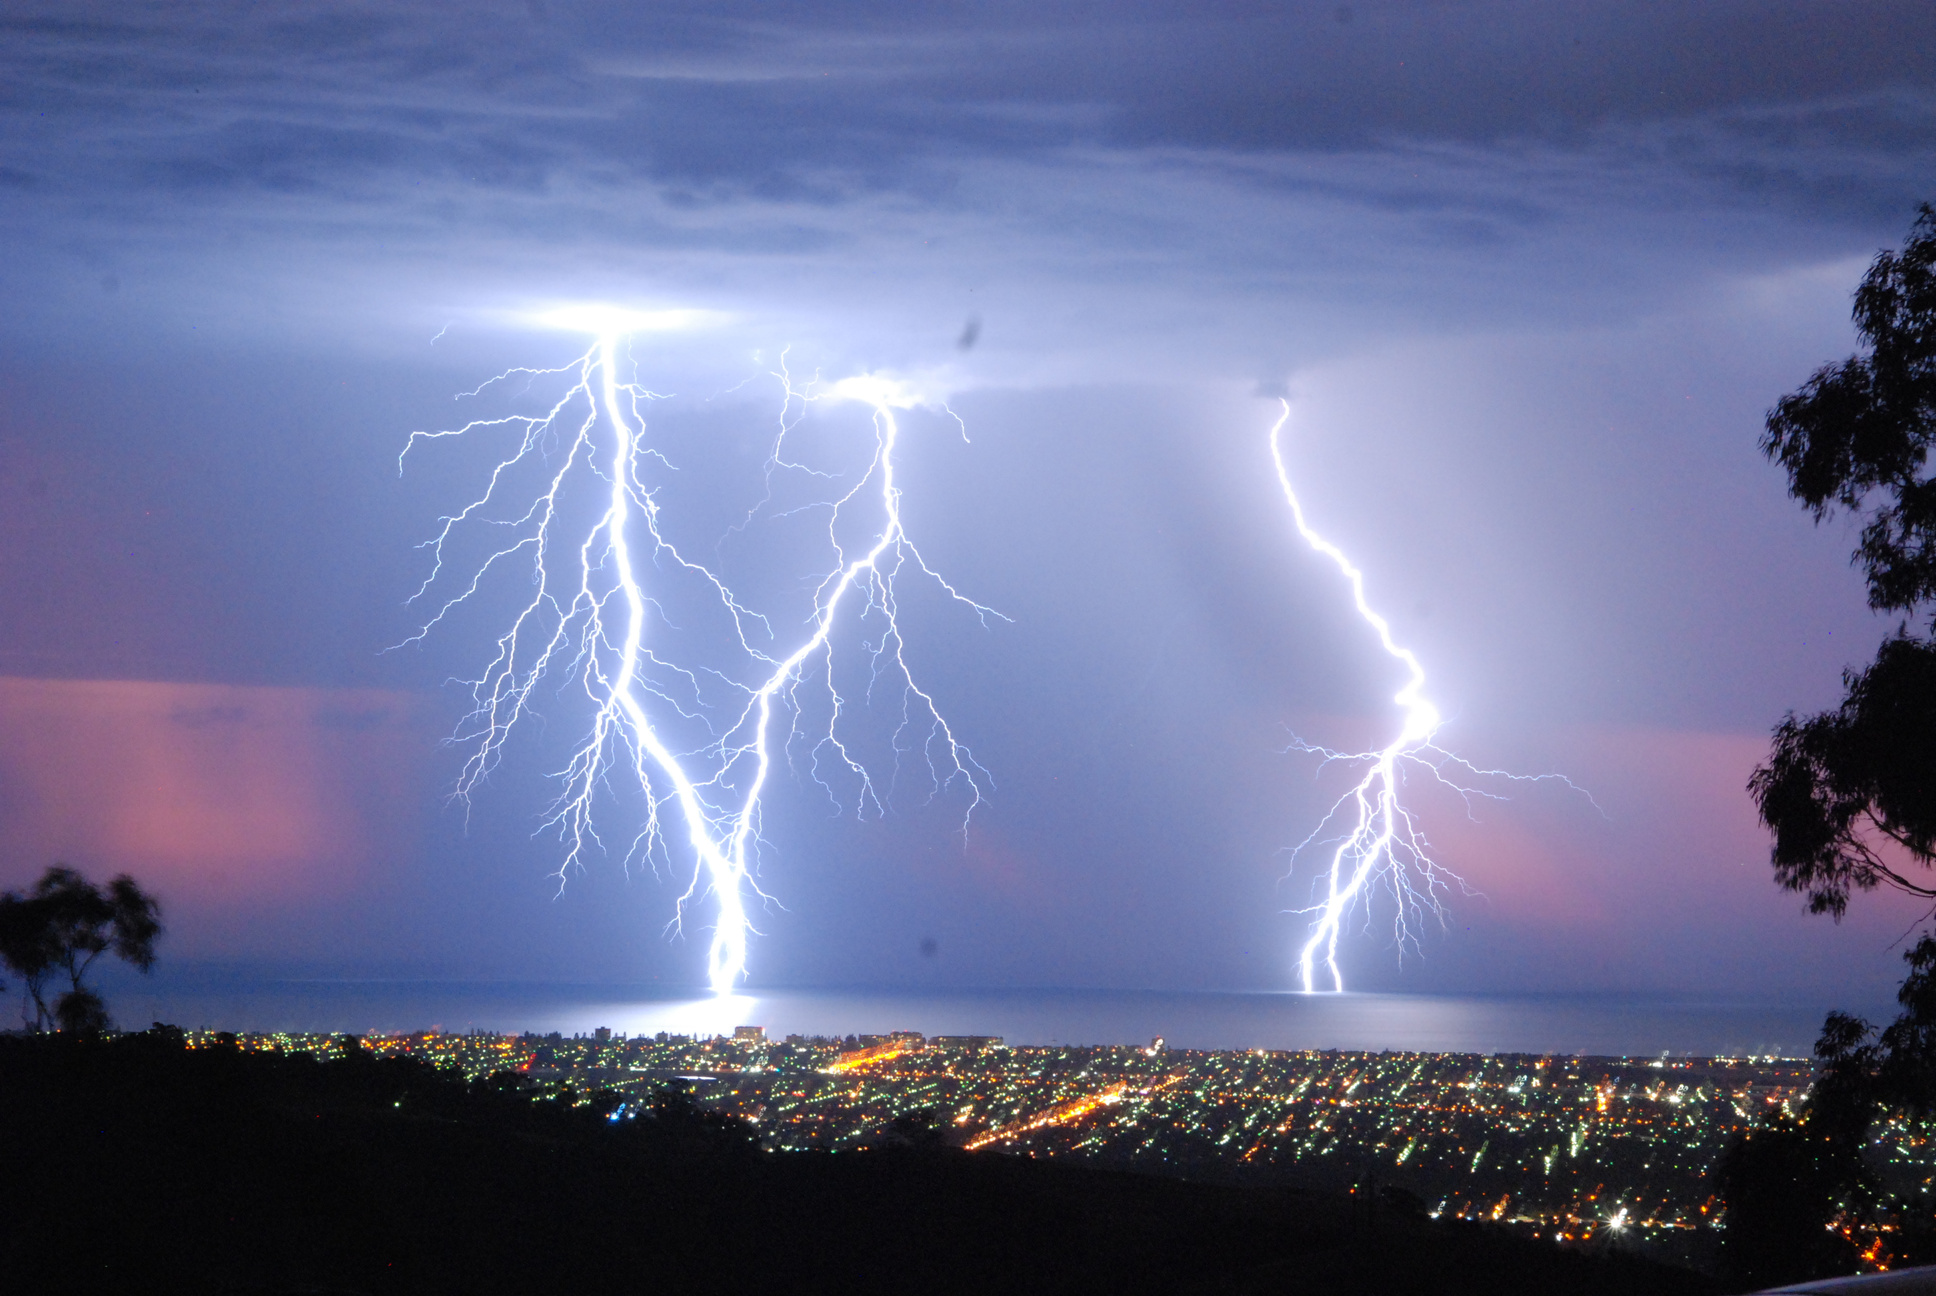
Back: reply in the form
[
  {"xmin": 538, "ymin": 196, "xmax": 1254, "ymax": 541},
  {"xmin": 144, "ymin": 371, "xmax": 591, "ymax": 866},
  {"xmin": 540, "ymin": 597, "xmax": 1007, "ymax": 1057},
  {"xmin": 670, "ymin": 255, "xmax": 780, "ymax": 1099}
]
[{"xmin": 533, "ymin": 304, "xmax": 726, "ymax": 336}]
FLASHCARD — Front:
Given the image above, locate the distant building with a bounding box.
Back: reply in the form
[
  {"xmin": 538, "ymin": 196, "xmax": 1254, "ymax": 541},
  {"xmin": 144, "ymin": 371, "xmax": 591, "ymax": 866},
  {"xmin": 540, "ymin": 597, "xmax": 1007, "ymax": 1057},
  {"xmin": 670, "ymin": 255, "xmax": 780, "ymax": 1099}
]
[
  {"xmin": 733, "ymin": 1025, "xmax": 765, "ymax": 1043},
  {"xmin": 594, "ymin": 1027, "xmax": 612, "ymax": 1043},
  {"xmin": 933, "ymin": 1036, "xmax": 1004, "ymax": 1049},
  {"xmin": 1148, "ymin": 1037, "xmax": 1166, "ymax": 1054}
]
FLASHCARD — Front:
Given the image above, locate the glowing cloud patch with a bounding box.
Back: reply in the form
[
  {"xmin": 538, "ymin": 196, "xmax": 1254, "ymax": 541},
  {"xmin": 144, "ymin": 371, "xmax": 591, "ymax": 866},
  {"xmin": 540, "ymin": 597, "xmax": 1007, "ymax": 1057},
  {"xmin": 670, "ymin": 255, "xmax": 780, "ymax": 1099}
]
[
  {"xmin": 532, "ymin": 304, "xmax": 724, "ymax": 335},
  {"xmin": 0, "ymin": 677, "xmax": 425, "ymax": 909}
]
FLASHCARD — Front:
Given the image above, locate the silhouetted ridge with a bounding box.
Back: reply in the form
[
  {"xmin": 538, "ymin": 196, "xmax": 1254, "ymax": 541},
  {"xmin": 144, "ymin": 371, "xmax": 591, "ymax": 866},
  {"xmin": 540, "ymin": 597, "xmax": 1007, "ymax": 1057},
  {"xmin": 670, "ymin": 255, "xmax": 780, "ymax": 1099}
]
[{"xmin": 0, "ymin": 1029, "xmax": 1722, "ymax": 1295}]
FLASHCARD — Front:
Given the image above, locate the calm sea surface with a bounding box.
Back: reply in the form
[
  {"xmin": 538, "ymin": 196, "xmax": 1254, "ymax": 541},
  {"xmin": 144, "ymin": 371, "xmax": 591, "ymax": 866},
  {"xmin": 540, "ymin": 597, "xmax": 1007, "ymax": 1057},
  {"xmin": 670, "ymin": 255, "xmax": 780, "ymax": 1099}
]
[{"xmin": 88, "ymin": 975, "xmax": 1875, "ymax": 1058}]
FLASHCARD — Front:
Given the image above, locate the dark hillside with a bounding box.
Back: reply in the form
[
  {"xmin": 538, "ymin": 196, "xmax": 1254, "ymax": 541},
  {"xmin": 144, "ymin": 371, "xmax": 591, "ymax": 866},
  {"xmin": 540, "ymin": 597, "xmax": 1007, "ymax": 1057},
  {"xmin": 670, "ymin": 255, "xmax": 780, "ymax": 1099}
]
[{"xmin": 0, "ymin": 1030, "xmax": 1724, "ymax": 1295}]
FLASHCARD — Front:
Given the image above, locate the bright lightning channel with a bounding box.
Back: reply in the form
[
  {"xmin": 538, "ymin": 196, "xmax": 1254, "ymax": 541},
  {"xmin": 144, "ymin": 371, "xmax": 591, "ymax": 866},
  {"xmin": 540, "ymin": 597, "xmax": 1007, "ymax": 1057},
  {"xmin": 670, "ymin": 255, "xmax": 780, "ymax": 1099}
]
[
  {"xmin": 1268, "ymin": 398, "xmax": 1584, "ymax": 994},
  {"xmin": 400, "ymin": 311, "xmax": 993, "ymax": 995}
]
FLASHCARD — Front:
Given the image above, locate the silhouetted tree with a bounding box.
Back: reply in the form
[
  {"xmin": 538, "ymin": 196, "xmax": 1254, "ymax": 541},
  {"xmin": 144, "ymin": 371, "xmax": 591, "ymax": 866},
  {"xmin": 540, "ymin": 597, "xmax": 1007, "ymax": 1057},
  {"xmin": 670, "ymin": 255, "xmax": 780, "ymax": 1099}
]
[
  {"xmin": 1753, "ymin": 204, "xmax": 1936, "ymax": 918},
  {"xmin": 0, "ymin": 889, "xmax": 56, "ymax": 1029},
  {"xmin": 1716, "ymin": 1111, "xmax": 1863, "ymax": 1289},
  {"xmin": 1811, "ymin": 936, "xmax": 1936, "ymax": 1129},
  {"xmin": 1777, "ymin": 938, "xmax": 1936, "ymax": 1268},
  {"xmin": 1741, "ymin": 204, "xmax": 1936, "ymax": 1275},
  {"xmin": 645, "ymin": 1080, "xmax": 758, "ymax": 1154},
  {"xmin": 873, "ymin": 1107, "xmax": 950, "ymax": 1152},
  {"xmin": 0, "ymin": 866, "xmax": 162, "ymax": 1032}
]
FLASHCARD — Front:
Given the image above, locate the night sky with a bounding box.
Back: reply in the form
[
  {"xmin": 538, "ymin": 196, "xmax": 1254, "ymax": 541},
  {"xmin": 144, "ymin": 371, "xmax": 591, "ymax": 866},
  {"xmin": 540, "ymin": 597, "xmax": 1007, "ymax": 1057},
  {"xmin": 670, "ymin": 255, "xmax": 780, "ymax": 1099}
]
[{"xmin": 3, "ymin": 1, "xmax": 1934, "ymax": 1007}]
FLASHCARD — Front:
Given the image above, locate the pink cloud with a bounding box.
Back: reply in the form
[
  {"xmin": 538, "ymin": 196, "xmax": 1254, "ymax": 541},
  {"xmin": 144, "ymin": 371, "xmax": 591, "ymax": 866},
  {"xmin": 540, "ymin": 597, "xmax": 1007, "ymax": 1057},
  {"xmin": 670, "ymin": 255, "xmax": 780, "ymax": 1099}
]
[
  {"xmin": 1399, "ymin": 724, "xmax": 1934, "ymax": 990},
  {"xmin": 0, "ymin": 678, "xmax": 434, "ymax": 951}
]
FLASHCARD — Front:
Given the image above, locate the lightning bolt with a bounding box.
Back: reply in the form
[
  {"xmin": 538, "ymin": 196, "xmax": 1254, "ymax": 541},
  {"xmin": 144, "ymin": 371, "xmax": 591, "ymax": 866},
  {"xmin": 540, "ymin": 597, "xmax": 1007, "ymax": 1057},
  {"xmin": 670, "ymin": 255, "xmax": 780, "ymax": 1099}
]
[
  {"xmin": 399, "ymin": 309, "xmax": 993, "ymax": 994},
  {"xmin": 1268, "ymin": 398, "xmax": 1588, "ymax": 993}
]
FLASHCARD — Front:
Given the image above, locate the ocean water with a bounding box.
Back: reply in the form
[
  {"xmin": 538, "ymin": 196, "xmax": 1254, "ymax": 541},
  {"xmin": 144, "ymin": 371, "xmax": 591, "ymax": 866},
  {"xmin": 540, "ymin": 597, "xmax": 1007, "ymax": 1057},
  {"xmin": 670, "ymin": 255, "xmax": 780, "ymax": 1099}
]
[{"xmin": 87, "ymin": 976, "xmax": 1860, "ymax": 1058}]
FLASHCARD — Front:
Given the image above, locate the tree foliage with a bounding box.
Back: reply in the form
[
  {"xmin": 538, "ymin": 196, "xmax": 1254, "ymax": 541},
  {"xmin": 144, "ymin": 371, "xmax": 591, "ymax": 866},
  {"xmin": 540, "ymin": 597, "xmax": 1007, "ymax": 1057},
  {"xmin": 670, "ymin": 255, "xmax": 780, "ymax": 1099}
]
[
  {"xmin": 1753, "ymin": 205, "xmax": 1936, "ymax": 916},
  {"xmin": 1712, "ymin": 943, "xmax": 1936, "ymax": 1285},
  {"xmin": 1762, "ymin": 204, "xmax": 1936, "ymax": 612},
  {"xmin": 1714, "ymin": 1112, "xmax": 1862, "ymax": 1290},
  {"xmin": 1735, "ymin": 205, "xmax": 1936, "ymax": 1277},
  {"xmin": 1751, "ymin": 634, "xmax": 1936, "ymax": 915},
  {"xmin": 0, "ymin": 865, "xmax": 162, "ymax": 1032},
  {"xmin": 1809, "ymin": 936, "xmax": 1936, "ymax": 1128}
]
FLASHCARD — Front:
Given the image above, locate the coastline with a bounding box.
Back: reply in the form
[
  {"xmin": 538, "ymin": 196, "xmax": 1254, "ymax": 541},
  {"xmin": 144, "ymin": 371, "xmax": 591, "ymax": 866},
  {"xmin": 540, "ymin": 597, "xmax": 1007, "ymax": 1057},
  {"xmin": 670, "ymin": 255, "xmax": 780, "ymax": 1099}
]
[{"xmin": 79, "ymin": 973, "xmax": 1866, "ymax": 1058}]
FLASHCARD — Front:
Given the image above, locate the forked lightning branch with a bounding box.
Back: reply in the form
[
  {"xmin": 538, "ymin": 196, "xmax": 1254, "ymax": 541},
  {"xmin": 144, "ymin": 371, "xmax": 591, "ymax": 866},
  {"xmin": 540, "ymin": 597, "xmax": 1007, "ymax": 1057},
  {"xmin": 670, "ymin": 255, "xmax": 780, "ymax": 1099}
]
[
  {"xmin": 400, "ymin": 308, "xmax": 994, "ymax": 994},
  {"xmin": 1269, "ymin": 400, "xmax": 1589, "ymax": 993},
  {"xmin": 395, "ymin": 320, "xmax": 1573, "ymax": 1000}
]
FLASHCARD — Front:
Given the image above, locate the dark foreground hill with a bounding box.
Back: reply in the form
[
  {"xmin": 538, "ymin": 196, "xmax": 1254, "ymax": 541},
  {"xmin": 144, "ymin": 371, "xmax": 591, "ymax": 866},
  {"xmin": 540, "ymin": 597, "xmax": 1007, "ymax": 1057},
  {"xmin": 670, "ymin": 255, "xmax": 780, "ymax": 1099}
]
[{"xmin": 0, "ymin": 1030, "xmax": 1723, "ymax": 1296}]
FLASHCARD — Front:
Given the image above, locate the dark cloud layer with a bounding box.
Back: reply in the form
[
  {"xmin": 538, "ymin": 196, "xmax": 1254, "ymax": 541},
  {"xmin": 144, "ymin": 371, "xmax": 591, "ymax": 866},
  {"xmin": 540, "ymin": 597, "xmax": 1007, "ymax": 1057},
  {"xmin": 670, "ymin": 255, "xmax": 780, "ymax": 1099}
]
[
  {"xmin": 3, "ymin": 0, "xmax": 1926, "ymax": 393},
  {"xmin": 5, "ymin": 2, "xmax": 1930, "ymax": 223}
]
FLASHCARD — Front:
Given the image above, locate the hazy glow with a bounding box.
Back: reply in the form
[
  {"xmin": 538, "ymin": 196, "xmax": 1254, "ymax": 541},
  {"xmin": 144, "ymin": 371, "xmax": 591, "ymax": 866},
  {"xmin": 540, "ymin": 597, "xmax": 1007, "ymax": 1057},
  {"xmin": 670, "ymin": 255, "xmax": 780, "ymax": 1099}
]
[
  {"xmin": 400, "ymin": 329, "xmax": 991, "ymax": 994},
  {"xmin": 827, "ymin": 374, "xmax": 926, "ymax": 409},
  {"xmin": 533, "ymin": 304, "xmax": 722, "ymax": 335}
]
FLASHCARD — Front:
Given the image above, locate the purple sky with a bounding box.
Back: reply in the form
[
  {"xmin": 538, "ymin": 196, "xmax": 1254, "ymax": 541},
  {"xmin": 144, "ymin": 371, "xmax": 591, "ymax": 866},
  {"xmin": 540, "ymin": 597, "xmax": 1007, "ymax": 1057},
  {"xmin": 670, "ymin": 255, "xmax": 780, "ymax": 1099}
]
[{"xmin": 2, "ymin": 1, "xmax": 1934, "ymax": 1011}]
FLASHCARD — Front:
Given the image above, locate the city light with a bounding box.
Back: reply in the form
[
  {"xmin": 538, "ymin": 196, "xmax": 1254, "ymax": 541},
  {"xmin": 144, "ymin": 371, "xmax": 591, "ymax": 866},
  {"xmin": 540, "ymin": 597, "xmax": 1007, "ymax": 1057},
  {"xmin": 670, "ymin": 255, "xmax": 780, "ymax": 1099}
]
[{"xmin": 198, "ymin": 1024, "xmax": 1834, "ymax": 1254}]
